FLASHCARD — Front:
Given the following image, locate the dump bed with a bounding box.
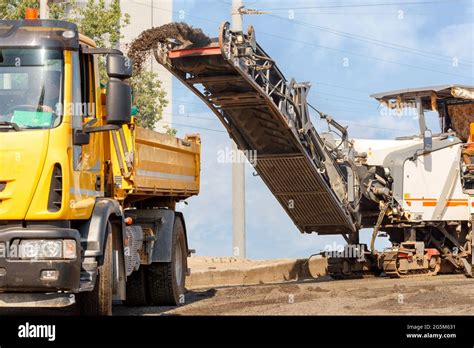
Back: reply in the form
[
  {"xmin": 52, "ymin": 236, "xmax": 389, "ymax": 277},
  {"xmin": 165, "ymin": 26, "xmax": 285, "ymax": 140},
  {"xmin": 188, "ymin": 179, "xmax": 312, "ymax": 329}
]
[{"xmin": 130, "ymin": 127, "xmax": 200, "ymax": 199}]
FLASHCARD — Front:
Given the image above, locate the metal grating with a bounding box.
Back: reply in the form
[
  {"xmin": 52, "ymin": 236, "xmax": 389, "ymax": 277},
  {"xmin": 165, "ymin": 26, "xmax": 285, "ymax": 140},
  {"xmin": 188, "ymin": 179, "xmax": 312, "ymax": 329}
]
[{"xmin": 256, "ymin": 155, "xmax": 353, "ymax": 234}]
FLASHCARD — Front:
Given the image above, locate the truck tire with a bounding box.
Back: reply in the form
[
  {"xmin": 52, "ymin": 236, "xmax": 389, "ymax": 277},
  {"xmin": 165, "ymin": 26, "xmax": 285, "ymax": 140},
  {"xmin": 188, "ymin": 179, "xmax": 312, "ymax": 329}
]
[
  {"xmin": 79, "ymin": 223, "xmax": 113, "ymax": 315},
  {"xmin": 147, "ymin": 217, "xmax": 187, "ymax": 306},
  {"xmin": 125, "ymin": 268, "xmax": 149, "ymax": 306}
]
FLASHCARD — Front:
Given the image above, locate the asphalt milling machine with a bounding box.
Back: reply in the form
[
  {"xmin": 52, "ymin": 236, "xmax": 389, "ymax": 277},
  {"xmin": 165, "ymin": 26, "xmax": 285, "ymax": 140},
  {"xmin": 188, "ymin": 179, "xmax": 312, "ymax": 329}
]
[{"xmin": 136, "ymin": 22, "xmax": 474, "ymax": 279}]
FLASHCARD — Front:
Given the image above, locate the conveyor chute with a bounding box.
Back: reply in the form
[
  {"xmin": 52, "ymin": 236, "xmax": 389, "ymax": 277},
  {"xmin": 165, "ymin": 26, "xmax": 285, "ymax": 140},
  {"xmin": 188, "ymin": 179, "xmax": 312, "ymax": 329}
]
[{"xmin": 154, "ymin": 22, "xmax": 357, "ymax": 235}]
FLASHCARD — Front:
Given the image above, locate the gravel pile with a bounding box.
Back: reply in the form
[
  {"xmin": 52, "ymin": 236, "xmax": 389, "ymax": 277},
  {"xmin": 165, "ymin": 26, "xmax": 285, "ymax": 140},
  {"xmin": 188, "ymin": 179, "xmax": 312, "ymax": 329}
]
[{"xmin": 127, "ymin": 22, "xmax": 211, "ymax": 72}]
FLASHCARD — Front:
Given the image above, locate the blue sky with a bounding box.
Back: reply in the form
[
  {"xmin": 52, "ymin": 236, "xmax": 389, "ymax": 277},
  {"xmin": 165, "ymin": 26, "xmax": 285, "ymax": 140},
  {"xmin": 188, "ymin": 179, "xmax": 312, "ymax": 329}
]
[{"xmin": 159, "ymin": 0, "xmax": 473, "ymax": 259}]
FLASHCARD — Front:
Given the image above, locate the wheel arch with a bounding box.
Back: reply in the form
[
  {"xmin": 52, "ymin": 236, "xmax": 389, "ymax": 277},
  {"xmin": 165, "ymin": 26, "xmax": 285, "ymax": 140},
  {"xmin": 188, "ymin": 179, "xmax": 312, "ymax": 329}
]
[
  {"xmin": 78, "ymin": 198, "xmax": 125, "ymax": 260},
  {"xmin": 174, "ymin": 211, "xmax": 189, "ymax": 255}
]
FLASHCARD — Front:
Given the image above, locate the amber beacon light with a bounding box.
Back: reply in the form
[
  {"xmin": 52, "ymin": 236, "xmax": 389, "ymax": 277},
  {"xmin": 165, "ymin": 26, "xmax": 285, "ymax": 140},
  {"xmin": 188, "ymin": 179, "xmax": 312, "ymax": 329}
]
[{"xmin": 25, "ymin": 8, "xmax": 39, "ymax": 20}]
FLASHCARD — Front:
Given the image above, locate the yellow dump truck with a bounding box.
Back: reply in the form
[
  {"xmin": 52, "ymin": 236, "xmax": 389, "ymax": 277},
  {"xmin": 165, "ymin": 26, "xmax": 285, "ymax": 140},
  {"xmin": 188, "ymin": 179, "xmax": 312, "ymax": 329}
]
[{"xmin": 0, "ymin": 18, "xmax": 200, "ymax": 314}]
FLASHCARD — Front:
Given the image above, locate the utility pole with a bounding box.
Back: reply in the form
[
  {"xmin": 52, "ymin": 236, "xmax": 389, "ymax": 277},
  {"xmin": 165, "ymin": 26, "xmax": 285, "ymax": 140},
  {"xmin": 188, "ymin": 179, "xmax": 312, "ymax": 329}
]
[
  {"xmin": 231, "ymin": 0, "xmax": 246, "ymax": 259},
  {"xmin": 231, "ymin": 0, "xmax": 243, "ymax": 32},
  {"xmin": 39, "ymin": 0, "xmax": 49, "ymax": 19}
]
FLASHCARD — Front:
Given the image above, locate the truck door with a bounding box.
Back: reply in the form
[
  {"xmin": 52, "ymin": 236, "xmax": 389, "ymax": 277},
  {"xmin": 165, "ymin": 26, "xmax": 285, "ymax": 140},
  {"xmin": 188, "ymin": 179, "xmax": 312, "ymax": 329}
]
[{"xmin": 69, "ymin": 50, "xmax": 104, "ymax": 219}]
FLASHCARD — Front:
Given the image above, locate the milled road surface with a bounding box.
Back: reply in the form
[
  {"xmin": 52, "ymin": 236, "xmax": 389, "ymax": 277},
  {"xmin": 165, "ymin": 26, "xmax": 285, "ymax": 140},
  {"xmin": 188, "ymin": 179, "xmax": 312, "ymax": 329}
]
[
  {"xmin": 114, "ymin": 274, "xmax": 474, "ymax": 316},
  {"xmin": 1, "ymin": 274, "xmax": 471, "ymax": 316}
]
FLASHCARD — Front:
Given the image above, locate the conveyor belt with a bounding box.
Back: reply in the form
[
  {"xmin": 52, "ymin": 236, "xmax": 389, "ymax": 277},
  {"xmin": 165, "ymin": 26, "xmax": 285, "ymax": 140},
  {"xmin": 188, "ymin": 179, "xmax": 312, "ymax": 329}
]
[{"xmin": 154, "ymin": 22, "xmax": 355, "ymax": 235}]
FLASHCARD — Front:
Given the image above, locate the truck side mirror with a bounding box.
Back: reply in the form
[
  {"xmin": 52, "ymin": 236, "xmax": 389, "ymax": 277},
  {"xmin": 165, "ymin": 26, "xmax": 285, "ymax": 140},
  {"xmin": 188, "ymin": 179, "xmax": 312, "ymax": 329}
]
[
  {"xmin": 106, "ymin": 78, "xmax": 132, "ymax": 125},
  {"xmin": 106, "ymin": 54, "xmax": 132, "ymax": 125},
  {"xmin": 423, "ymin": 129, "xmax": 432, "ymax": 152},
  {"xmin": 107, "ymin": 54, "xmax": 132, "ymax": 79}
]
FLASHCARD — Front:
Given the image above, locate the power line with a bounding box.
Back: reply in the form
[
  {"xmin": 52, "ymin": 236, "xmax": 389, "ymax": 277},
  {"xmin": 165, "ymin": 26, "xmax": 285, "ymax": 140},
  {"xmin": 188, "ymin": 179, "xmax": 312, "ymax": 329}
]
[
  {"xmin": 172, "ymin": 94, "xmax": 378, "ymax": 114},
  {"xmin": 174, "ymin": 92, "xmax": 375, "ymax": 108},
  {"xmin": 316, "ymin": 91, "xmax": 377, "ymax": 105},
  {"xmin": 315, "ymin": 98, "xmax": 377, "ymax": 109},
  {"xmin": 164, "ymin": 77, "xmax": 372, "ymax": 97},
  {"xmin": 157, "ymin": 105, "xmax": 416, "ymax": 135},
  {"xmin": 130, "ymin": 1, "xmax": 473, "ymax": 79},
  {"xmin": 259, "ymin": 31, "xmax": 473, "ymax": 80},
  {"xmin": 259, "ymin": 0, "xmax": 470, "ymax": 11},
  {"xmin": 174, "ymin": 98, "xmax": 211, "ymax": 107},
  {"xmin": 157, "ymin": 117, "xmax": 227, "ymax": 133},
  {"xmin": 308, "ymin": 102, "xmax": 414, "ymax": 133},
  {"xmin": 168, "ymin": 102, "xmax": 404, "ymax": 134},
  {"xmin": 312, "ymin": 81, "xmax": 371, "ymax": 94},
  {"xmin": 217, "ymin": 0, "xmax": 470, "ymax": 15},
  {"xmin": 264, "ymin": 13, "xmax": 474, "ymax": 67},
  {"xmin": 265, "ymin": 11, "xmax": 471, "ymax": 16},
  {"xmin": 341, "ymin": 120, "xmax": 412, "ymax": 132},
  {"xmin": 173, "ymin": 85, "xmax": 377, "ymax": 108},
  {"xmin": 174, "ymin": 113, "xmax": 219, "ymax": 122},
  {"xmin": 172, "ymin": 85, "xmax": 376, "ymax": 109},
  {"xmin": 169, "ymin": 112, "xmax": 407, "ymax": 134},
  {"xmin": 172, "ymin": 122, "xmax": 226, "ymax": 133},
  {"xmin": 173, "ymin": 92, "xmax": 373, "ymax": 109},
  {"xmin": 171, "ymin": 96, "xmax": 379, "ymax": 116},
  {"xmin": 314, "ymin": 101, "xmax": 379, "ymax": 114}
]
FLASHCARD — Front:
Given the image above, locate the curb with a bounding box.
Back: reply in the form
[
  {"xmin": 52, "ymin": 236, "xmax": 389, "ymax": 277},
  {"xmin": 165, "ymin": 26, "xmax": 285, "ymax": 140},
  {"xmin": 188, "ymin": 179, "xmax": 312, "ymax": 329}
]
[{"xmin": 186, "ymin": 257, "xmax": 327, "ymax": 289}]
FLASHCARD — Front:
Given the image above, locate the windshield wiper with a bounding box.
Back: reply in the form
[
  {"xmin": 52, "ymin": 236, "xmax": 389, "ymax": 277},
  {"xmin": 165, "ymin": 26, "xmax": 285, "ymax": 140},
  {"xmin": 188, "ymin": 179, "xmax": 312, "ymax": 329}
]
[
  {"xmin": 22, "ymin": 126, "xmax": 46, "ymax": 129},
  {"xmin": 0, "ymin": 121, "xmax": 21, "ymax": 131}
]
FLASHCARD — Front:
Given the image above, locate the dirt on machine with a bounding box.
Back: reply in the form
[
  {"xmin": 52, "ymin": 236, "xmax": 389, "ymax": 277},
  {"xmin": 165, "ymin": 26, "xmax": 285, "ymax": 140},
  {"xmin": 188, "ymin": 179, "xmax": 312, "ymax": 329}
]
[{"xmin": 127, "ymin": 22, "xmax": 211, "ymax": 72}]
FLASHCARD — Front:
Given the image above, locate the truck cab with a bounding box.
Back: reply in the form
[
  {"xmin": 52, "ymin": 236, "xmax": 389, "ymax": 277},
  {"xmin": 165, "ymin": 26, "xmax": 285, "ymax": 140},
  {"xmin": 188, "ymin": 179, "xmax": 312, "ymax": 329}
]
[{"xmin": 0, "ymin": 19, "xmax": 200, "ymax": 314}]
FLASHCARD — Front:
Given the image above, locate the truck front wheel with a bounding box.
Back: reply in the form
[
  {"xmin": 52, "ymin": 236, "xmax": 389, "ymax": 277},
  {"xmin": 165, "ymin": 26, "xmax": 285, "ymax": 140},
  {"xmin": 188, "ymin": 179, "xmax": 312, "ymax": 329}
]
[
  {"xmin": 147, "ymin": 217, "xmax": 187, "ymax": 306},
  {"xmin": 79, "ymin": 222, "xmax": 114, "ymax": 315}
]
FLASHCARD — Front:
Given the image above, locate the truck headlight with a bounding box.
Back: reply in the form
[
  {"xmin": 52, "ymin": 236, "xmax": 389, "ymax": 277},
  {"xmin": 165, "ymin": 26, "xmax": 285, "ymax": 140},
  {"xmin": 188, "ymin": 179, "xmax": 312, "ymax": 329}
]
[{"xmin": 19, "ymin": 240, "xmax": 76, "ymax": 260}]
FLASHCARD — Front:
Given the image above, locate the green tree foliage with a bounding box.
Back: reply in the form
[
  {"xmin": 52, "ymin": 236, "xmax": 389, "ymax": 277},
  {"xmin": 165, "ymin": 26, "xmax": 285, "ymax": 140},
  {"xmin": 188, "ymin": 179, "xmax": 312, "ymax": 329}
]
[
  {"xmin": 130, "ymin": 70, "xmax": 168, "ymax": 130},
  {"xmin": 0, "ymin": 0, "xmax": 171, "ymax": 133},
  {"xmin": 0, "ymin": 0, "xmax": 37, "ymax": 19},
  {"xmin": 71, "ymin": 0, "xmax": 128, "ymax": 49},
  {"xmin": 67, "ymin": 0, "xmax": 129, "ymax": 85},
  {"xmin": 69, "ymin": 0, "xmax": 170, "ymax": 132},
  {"xmin": 0, "ymin": 0, "xmax": 70, "ymax": 20}
]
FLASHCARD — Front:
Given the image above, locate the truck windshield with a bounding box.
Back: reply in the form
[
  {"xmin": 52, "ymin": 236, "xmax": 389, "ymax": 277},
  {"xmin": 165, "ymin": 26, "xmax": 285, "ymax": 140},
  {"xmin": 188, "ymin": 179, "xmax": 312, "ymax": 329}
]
[{"xmin": 0, "ymin": 48, "xmax": 63, "ymax": 130}]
